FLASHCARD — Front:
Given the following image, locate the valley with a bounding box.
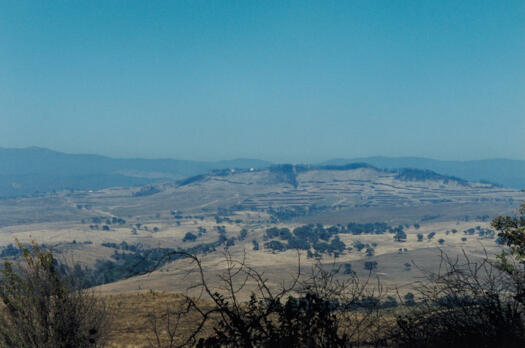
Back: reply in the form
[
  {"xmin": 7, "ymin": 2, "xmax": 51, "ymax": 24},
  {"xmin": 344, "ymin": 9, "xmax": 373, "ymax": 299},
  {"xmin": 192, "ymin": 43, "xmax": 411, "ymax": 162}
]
[{"xmin": 0, "ymin": 164, "xmax": 522, "ymax": 297}]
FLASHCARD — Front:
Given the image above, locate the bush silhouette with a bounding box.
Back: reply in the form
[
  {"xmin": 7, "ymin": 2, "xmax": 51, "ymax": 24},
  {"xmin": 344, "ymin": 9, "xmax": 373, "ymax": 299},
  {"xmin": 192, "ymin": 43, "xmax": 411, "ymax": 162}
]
[{"xmin": 0, "ymin": 241, "xmax": 110, "ymax": 348}]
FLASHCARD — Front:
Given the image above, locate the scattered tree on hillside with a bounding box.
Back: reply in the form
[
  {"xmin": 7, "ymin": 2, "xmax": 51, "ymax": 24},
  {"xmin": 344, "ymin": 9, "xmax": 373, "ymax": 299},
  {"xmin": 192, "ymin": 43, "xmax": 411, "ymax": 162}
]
[
  {"xmin": 183, "ymin": 232, "xmax": 197, "ymax": 242},
  {"xmin": 394, "ymin": 230, "xmax": 407, "ymax": 242}
]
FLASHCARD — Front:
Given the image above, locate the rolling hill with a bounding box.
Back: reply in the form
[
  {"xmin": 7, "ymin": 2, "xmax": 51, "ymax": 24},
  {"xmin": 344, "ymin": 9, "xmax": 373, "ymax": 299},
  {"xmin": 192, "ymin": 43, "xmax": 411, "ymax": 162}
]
[
  {"xmin": 2, "ymin": 147, "xmax": 524, "ymax": 198},
  {"xmin": 0, "ymin": 147, "xmax": 271, "ymax": 197},
  {"xmin": 323, "ymin": 156, "xmax": 525, "ymax": 189}
]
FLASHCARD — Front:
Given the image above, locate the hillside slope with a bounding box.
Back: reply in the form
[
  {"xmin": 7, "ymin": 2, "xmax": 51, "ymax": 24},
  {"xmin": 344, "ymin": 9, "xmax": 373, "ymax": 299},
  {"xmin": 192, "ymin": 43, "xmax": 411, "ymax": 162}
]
[
  {"xmin": 323, "ymin": 156, "xmax": 525, "ymax": 189},
  {"xmin": 0, "ymin": 147, "xmax": 271, "ymax": 197}
]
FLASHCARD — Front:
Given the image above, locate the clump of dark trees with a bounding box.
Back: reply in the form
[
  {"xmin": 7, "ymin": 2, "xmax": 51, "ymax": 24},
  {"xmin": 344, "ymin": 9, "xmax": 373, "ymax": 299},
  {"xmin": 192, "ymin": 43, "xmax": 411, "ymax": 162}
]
[{"xmin": 263, "ymin": 222, "xmax": 406, "ymax": 255}]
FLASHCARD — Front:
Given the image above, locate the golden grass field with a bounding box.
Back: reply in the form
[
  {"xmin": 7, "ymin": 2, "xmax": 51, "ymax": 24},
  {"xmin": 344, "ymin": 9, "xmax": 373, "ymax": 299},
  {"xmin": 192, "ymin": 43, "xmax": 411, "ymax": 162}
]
[
  {"xmin": 0, "ymin": 167, "xmax": 523, "ymax": 346},
  {"xmin": 104, "ymin": 291, "xmax": 216, "ymax": 348}
]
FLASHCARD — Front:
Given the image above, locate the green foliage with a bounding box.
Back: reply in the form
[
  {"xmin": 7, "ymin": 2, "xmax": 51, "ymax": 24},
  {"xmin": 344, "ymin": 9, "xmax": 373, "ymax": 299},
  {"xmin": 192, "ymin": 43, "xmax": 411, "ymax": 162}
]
[
  {"xmin": 183, "ymin": 232, "xmax": 197, "ymax": 242},
  {"xmin": 395, "ymin": 168, "xmax": 467, "ymax": 186},
  {"xmin": 393, "ymin": 230, "xmax": 407, "ymax": 242},
  {"xmin": 0, "ymin": 241, "xmax": 109, "ymax": 348},
  {"xmin": 132, "ymin": 185, "xmax": 161, "ymax": 197},
  {"xmin": 364, "ymin": 261, "xmax": 378, "ymax": 271},
  {"xmin": 492, "ymin": 203, "xmax": 525, "ymax": 267},
  {"xmin": 392, "ymin": 251, "xmax": 525, "ymax": 348},
  {"xmin": 198, "ymin": 293, "xmax": 347, "ymax": 347},
  {"xmin": 264, "ymin": 240, "xmax": 287, "ymax": 251},
  {"xmin": 238, "ymin": 229, "xmax": 248, "ymax": 240}
]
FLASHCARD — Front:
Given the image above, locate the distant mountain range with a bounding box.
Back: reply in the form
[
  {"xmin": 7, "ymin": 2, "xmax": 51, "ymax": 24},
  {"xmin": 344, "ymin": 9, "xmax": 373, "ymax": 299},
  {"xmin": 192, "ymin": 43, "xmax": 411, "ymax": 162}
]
[
  {"xmin": 0, "ymin": 147, "xmax": 271, "ymax": 197},
  {"xmin": 0, "ymin": 147, "xmax": 524, "ymax": 198}
]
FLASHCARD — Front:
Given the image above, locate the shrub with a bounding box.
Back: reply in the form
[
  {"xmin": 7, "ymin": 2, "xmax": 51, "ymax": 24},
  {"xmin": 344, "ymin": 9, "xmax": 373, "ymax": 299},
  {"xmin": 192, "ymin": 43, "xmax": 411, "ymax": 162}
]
[
  {"xmin": 147, "ymin": 252, "xmax": 385, "ymax": 347},
  {"xmin": 391, "ymin": 251, "xmax": 525, "ymax": 347},
  {"xmin": 0, "ymin": 242, "xmax": 110, "ymax": 347}
]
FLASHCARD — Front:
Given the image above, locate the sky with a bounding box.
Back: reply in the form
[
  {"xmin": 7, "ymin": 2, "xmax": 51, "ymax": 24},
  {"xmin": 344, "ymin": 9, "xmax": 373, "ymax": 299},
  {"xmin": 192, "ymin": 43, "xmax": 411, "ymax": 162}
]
[{"xmin": 1, "ymin": 1, "xmax": 524, "ymax": 163}]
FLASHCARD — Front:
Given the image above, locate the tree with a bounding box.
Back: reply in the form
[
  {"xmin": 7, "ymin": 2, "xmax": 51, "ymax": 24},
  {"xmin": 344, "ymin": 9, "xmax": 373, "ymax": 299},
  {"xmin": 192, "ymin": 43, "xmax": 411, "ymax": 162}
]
[
  {"xmin": 364, "ymin": 261, "xmax": 378, "ymax": 271},
  {"xmin": 183, "ymin": 232, "xmax": 197, "ymax": 242},
  {"xmin": 265, "ymin": 240, "xmax": 287, "ymax": 251},
  {"xmin": 417, "ymin": 233, "xmax": 424, "ymax": 242},
  {"xmin": 343, "ymin": 263, "xmax": 353, "ymax": 275},
  {"xmin": 0, "ymin": 241, "xmax": 110, "ymax": 347},
  {"xmin": 394, "ymin": 230, "xmax": 407, "ymax": 242},
  {"xmin": 238, "ymin": 229, "xmax": 248, "ymax": 240},
  {"xmin": 403, "ymin": 292, "xmax": 415, "ymax": 306},
  {"xmin": 383, "ymin": 296, "xmax": 398, "ymax": 308},
  {"xmin": 492, "ymin": 203, "xmax": 525, "ymax": 268}
]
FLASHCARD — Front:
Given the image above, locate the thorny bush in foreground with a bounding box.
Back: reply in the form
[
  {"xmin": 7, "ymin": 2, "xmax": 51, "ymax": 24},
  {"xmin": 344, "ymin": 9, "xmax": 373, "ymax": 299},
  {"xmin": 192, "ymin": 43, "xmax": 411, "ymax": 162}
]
[{"xmin": 147, "ymin": 251, "xmax": 387, "ymax": 348}]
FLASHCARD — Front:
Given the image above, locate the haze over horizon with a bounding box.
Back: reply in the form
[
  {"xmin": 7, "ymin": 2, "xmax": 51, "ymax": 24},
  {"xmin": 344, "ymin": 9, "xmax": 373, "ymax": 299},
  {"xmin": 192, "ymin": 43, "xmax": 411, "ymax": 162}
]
[
  {"xmin": 3, "ymin": 145, "xmax": 525, "ymax": 165},
  {"xmin": 2, "ymin": 1, "xmax": 524, "ymax": 163}
]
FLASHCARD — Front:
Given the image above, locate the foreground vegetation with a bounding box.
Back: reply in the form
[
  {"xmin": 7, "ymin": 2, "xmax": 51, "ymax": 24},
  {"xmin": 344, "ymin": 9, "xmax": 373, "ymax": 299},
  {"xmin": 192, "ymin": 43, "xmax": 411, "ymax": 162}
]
[
  {"xmin": 1, "ymin": 204, "xmax": 525, "ymax": 347},
  {"xmin": 0, "ymin": 242, "xmax": 110, "ymax": 347}
]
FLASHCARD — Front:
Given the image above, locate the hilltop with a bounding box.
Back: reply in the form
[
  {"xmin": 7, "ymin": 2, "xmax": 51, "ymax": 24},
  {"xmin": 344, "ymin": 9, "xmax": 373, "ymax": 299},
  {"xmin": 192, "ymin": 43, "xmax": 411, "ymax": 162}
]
[
  {"xmin": 323, "ymin": 156, "xmax": 525, "ymax": 189},
  {"xmin": 2, "ymin": 147, "xmax": 525, "ymax": 198}
]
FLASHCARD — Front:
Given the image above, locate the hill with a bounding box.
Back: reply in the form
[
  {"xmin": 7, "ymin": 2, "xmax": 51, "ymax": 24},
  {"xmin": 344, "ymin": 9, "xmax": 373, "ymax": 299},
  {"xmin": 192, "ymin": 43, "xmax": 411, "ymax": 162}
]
[
  {"xmin": 2, "ymin": 147, "xmax": 524, "ymax": 198},
  {"xmin": 0, "ymin": 147, "xmax": 271, "ymax": 197},
  {"xmin": 0, "ymin": 163, "xmax": 523, "ymax": 297},
  {"xmin": 323, "ymin": 156, "xmax": 525, "ymax": 189}
]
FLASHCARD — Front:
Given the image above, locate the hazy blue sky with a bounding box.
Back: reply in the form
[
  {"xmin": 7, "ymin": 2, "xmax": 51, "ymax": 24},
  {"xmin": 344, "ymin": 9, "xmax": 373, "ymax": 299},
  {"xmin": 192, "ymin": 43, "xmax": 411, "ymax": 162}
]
[{"xmin": 1, "ymin": 1, "xmax": 524, "ymax": 162}]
